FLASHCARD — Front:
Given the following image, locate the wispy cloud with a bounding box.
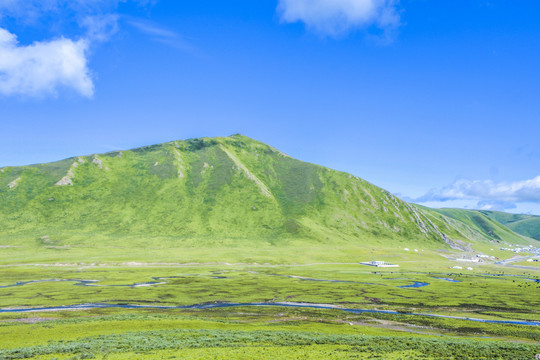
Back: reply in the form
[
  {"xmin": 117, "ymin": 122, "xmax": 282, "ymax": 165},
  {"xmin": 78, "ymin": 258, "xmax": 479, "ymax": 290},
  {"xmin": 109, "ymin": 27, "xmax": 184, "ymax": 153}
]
[
  {"xmin": 128, "ymin": 20, "xmax": 178, "ymax": 39},
  {"xmin": 81, "ymin": 14, "xmax": 120, "ymax": 43},
  {"xmin": 0, "ymin": 28, "xmax": 93, "ymax": 97},
  {"xmin": 416, "ymin": 176, "xmax": 540, "ymax": 206},
  {"xmin": 277, "ymin": 0, "xmax": 401, "ymax": 38},
  {"xmin": 127, "ymin": 19, "xmax": 199, "ymax": 55},
  {"xmin": 0, "ymin": 0, "xmax": 130, "ymax": 26}
]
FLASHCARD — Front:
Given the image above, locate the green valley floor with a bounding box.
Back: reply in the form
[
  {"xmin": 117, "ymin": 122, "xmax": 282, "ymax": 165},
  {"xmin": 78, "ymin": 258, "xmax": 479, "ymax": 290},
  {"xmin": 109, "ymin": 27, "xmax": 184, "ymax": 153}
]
[{"xmin": 0, "ymin": 246, "xmax": 539, "ymax": 359}]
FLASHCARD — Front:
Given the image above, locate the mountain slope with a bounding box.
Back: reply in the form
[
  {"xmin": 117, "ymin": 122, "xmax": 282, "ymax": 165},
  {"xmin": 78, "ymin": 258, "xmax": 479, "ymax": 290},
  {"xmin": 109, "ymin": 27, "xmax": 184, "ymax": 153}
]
[
  {"xmin": 0, "ymin": 135, "xmax": 533, "ymax": 252},
  {"xmin": 479, "ymin": 210, "xmax": 540, "ymax": 241},
  {"xmin": 429, "ymin": 208, "xmax": 531, "ymax": 245}
]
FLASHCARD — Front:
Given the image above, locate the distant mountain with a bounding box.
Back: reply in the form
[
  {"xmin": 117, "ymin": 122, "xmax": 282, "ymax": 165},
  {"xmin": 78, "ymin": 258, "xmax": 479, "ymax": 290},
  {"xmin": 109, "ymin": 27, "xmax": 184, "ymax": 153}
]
[
  {"xmin": 429, "ymin": 208, "xmax": 530, "ymax": 245},
  {"xmin": 0, "ymin": 135, "xmax": 534, "ymax": 250},
  {"xmin": 479, "ymin": 210, "xmax": 540, "ymax": 241}
]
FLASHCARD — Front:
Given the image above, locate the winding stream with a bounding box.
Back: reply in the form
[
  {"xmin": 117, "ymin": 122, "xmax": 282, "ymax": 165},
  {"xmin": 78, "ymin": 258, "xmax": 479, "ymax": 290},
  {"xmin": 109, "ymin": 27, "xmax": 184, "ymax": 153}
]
[
  {"xmin": 0, "ymin": 279, "xmax": 166, "ymax": 289},
  {"xmin": 267, "ymin": 273, "xmax": 381, "ymax": 285},
  {"xmin": 0, "ymin": 274, "xmax": 474, "ymax": 290},
  {"xmin": 398, "ymin": 281, "xmax": 430, "ymax": 288},
  {"xmin": 0, "ymin": 302, "xmax": 538, "ymax": 326},
  {"xmin": 7, "ymin": 271, "xmax": 529, "ymax": 294},
  {"xmin": 432, "ymin": 277, "xmax": 461, "ymax": 283}
]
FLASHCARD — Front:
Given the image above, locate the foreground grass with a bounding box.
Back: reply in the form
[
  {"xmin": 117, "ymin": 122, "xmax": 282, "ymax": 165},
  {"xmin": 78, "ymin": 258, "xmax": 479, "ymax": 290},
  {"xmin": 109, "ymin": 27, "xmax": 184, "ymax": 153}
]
[
  {"xmin": 3, "ymin": 331, "xmax": 538, "ymax": 360},
  {"xmin": 1, "ymin": 311, "xmax": 539, "ymax": 360}
]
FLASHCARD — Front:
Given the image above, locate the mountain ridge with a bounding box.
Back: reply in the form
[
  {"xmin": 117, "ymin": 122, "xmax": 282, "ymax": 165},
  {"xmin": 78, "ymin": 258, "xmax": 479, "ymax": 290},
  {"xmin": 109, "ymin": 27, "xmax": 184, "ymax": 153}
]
[
  {"xmin": 0, "ymin": 134, "xmax": 536, "ymax": 253},
  {"xmin": 479, "ymin": 210, "xmax": 540, "ymax": 241}
]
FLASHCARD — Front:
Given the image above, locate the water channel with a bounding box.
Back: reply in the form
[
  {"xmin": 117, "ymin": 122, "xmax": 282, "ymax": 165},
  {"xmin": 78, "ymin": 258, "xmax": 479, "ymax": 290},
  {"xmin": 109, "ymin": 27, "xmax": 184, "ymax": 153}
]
[{"xmin": 0, "ymin": 302, "xmax": 538, "ymax": 326}]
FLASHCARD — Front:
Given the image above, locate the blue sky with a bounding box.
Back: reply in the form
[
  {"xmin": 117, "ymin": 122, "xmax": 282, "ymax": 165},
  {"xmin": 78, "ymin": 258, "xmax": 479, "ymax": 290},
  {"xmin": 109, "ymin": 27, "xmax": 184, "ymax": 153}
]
[{"xmin": 1, "ymin": 0, "xmax": 540, "ymax": 214}]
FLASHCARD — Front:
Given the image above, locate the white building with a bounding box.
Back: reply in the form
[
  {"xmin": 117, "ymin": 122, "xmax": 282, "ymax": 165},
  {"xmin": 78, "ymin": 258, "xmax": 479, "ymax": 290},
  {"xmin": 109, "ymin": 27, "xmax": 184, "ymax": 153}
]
[{"xmin": 360, "ymin": 261, "xmax": 400, "ymax": 268}]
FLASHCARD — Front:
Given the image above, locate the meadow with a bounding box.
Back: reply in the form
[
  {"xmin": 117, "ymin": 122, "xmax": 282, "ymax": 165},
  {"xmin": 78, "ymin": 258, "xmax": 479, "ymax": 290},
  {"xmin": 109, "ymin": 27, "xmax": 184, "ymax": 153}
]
[{"xmin": 1, "ymin": 245, "xmax": 539, "ymax": 359}]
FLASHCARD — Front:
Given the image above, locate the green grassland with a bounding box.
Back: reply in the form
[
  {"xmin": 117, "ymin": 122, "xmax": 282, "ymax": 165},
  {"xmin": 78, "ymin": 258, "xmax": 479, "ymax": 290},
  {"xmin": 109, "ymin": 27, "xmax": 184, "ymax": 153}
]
[
  {"xmin": 1, "ymin": 135, "xmax": 539, "ymax": 359},
  {"xmin": 0, "ymin": 261, "xmax": 538, "ymax": 359},
  {"xmin": 1, "ymin": 312, "xmax": 538, "ymax": 360},
  {"xmin": 2, "ymin": 309, "xmax": 538, "ymax": 360}
]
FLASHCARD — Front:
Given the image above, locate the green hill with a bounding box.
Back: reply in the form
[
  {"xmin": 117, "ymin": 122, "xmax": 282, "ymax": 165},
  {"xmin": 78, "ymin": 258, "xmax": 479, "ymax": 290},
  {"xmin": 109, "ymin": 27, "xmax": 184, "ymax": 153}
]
[
  {"xmin": 479, "ymin": 210, "xmax": 540, "ymax": 241},
  {"xmin": 0, "ymin": 135, "xmax": 535, "ymax": 259},
  {"xmin": 429, "ymin": 208, "xmax": 530, "ymax": 245}
]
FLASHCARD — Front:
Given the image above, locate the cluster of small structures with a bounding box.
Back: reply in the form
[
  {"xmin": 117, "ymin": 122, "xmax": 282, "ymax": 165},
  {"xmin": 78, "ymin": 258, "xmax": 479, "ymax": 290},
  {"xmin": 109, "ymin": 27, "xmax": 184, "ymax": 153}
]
[
  {"xmin": 452, "ymin": 266, "xmax": 474, "ymax": 271},
  {"xmin": 403, "ymin": 248, "xmax": 424, "ymax": 252},
  {"xmin": 360, "ymin": 261, "xmax": 399, "ymax": 268},
  {"xmin": 446, "ymin": 243, "xmax": 540, "ymax": 269},
  {"xmin": 499, "ymin": 244, "xmax": 540, "ymax": 255}
]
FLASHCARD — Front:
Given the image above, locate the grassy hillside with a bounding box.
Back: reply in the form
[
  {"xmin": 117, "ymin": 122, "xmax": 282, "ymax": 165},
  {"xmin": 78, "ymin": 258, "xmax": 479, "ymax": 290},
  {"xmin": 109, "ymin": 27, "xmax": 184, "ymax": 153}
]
[
  {"xmin": 0, "ymin": 135, "xmax": 534, "ymax": 257},
  {"xmin": 480, "ymin": 210, "xmax": 540, "ymax": 241},
  {"xmin": 429, "ymin": 208, "xmax": 531, "ymax": 245}
]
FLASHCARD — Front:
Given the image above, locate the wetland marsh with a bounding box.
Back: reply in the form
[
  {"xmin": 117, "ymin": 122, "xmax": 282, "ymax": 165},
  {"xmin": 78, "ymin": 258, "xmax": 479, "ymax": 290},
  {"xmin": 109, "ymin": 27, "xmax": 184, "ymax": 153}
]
[{"xmin": 1, "ymin": 254, "xmax": 539, "ymax": 359}]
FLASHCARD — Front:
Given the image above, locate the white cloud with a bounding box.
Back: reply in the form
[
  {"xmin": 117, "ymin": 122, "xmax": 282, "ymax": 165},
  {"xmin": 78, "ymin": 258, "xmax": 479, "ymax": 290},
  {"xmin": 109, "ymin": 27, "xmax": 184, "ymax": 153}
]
[
  {"xmin": 277, "ymin": 0, "xmax": 401, "ymax": 36},
  {"xmin": 0, "ymin": 0, "xmax": 156, "ymax": 97},
  {"xmin": 417, "ymin": 176, "xmax": 540, "ymax": 204},
  {"xmin": 476, "ymin": 200, "xmax": 517, "ymax": 212},
  {"xmin": 0, "ymin": 28, "xmax": 93, "ymax": 97}
]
